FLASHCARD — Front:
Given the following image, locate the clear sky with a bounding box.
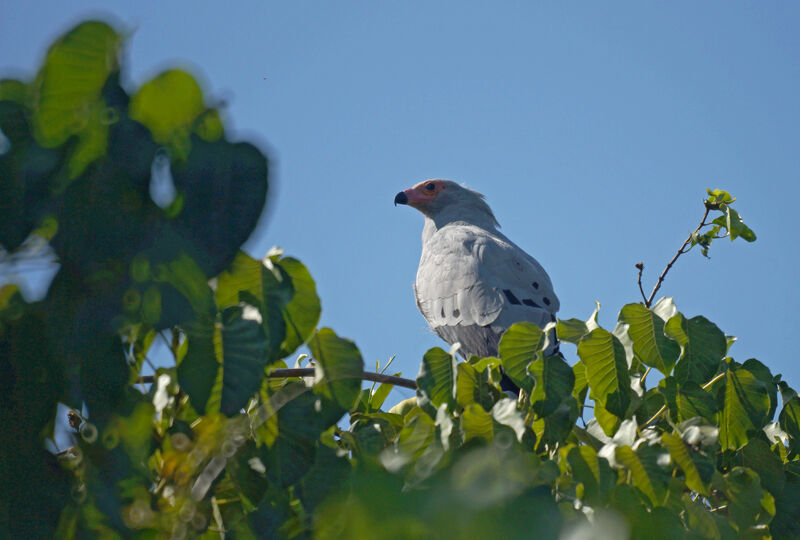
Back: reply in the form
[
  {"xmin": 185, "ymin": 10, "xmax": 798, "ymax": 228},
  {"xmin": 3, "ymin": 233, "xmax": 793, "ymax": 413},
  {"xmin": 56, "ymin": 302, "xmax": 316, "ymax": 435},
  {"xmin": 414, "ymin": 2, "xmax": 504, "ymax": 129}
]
[{"xmin": 3, "ymin": 2, "xmax": 799, "ymax": 408}]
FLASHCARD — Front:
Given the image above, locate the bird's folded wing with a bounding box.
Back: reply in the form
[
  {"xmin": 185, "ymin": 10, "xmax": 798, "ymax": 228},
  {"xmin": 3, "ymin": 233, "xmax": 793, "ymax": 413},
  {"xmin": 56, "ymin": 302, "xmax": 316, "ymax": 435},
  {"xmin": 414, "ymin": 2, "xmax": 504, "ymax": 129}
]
[{"xmin": 415, "ymin": 225, "xmax": 558, "ymax": 331}]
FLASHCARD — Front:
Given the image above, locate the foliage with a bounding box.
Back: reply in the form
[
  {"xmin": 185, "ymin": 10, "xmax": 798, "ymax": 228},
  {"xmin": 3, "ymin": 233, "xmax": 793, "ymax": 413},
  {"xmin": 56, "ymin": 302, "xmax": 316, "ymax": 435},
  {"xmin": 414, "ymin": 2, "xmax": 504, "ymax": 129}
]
[{"xmin": 2, "ymin": 19, "xmax": 798, "ymax": 540}]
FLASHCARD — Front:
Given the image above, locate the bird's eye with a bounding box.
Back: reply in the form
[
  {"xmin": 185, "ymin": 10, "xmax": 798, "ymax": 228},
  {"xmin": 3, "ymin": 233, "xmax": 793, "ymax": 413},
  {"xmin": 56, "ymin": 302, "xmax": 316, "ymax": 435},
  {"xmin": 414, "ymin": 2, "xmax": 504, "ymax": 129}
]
[{"xmin": 425, "ymin": 183, "xmax": 436, "ymax": 191}]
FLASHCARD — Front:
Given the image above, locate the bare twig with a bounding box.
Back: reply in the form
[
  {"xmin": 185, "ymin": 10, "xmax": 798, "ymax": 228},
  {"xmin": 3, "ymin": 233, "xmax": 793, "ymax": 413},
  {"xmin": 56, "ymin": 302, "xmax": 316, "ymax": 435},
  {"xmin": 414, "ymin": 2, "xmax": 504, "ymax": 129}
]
[
  {"xmin": 137, "ymin": 368, "xmax": 417, "ymax": 390},
  {"xmin": 635, "ymin": 262, "xmax": 647, "ymax": 304},
  {"xmin": 644, "ymin": 206, "xmax": 711, "ymax": 307}
]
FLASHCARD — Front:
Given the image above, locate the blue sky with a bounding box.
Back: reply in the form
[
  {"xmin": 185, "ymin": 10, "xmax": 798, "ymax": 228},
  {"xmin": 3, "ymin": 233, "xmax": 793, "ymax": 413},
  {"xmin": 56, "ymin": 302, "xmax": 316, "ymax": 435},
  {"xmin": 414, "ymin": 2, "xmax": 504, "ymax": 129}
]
[{"xmin": 3, "ymin": 2, "xmax": 799, "ymax": 408}]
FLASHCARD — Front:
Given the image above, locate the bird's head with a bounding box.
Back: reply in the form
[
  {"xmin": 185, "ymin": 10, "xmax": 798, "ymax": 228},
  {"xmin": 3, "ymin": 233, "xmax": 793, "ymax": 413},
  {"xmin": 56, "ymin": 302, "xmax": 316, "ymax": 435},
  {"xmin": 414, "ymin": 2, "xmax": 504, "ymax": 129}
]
[{"xmin": 394, "ymin": 179, "xmax": 499, "ymax": 227}]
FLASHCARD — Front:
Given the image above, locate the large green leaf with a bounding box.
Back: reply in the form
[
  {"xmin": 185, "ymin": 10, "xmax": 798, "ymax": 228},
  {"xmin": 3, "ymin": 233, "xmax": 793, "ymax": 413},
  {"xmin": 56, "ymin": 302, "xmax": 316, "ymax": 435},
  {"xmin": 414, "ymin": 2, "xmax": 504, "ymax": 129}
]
[
  {"xmin": 577, "ymin": 328, "xmax": 630, "ymax": 418},
  {"xmin": 675, "ymin": 382, "xmax": 717, "ymax": 423},
  {"xmin": 416, "ymin": 347, "xmax": 457, "ymax": 410},
  {"xmin": 661, "ymin": 433, "xmax": 709, "ymax": 495},
  {"xmin": 498, "ymin": 322, "xmax": 543, "ymax": 393},
  {"xmin": 665, "ymin": 314, "xmax": 726, "ymax": 385},
  {"xmin": 528, "ymin": 354, "xmax": 575, "ymax": 417},
  {"xmin": 309, "ymin": 328, "xmax": 364, "ymax": 411},
  {"xmin": 219, "ymin": 305, "xmax": 269, "ymax": 416},
  {"xmin": 178, "ymin": 306, "xmax": 269, "ymax": 416},
  {"xmin": 129, "ymin": 69, "xmax": 216, "ymax": 160},
  {"xmin": 741, "ymin": 439, "xmax": 785, "ymax": 497},
  {"xmin": 719, "ymin": 366, "xmax": 771, "ymax": 450},
  {"xmin": 171, "ymin": 136, "xmax": 268, "ymax": 276},
  {"xmin": 619, "ymin": 303, "xmax": 680, "ymax": 376},
  {"xmin": 567, "ymin": 446, "xmax": 616, "ymax": 505},
  {"xmin": 217, "ymin": 251, "xmax": 321, "ymax": 362},
  {"xmin": 461, "ymin": 403, "xmax": 494, "ymax": 443},
  {"xmin": 277, "ymin": 256, "xmax": 322, "ymax": 358},
  {"xmin": 713, "ymin": 468, "xmax": 774, "ymax": 531},
  {"xmin": 614, "ymin": 445, "xmax": 670, "ymax": 506},
  {"xmin": 32, "ymin": 21, "xmax": 121, "ymax": 178}
]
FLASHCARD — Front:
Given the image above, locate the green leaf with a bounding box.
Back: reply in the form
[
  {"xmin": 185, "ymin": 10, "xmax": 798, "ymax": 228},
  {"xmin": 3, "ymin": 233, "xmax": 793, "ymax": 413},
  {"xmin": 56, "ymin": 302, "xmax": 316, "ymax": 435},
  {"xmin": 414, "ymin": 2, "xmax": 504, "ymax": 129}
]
[
  {"xmin": 129, "ymin": 69, "xmax": 211, "ymax": 161},
  {"xmin": 741, "ymin": 438, "xmax": 785, "ymax": 497},
  {"xmin": 461, "ymin": 403, "xmax": 493, "ymax": 443},
  {"xmin": 171, "ymin": 137, "xmax": 269, "ymax": 276},
  {"xmin": 297, "ymin": 444, "xmax": 351, "ymax": 513},
  {"xmin": 276, "ymin": 256, "xmax": 322, "ymax": 358},
  {"xmin": 416, "ymin": 347, "xmax": 457, "ymax": 410},
  {"xmin": 555, "ymin": 302, "xmax": 599, "ymax": 345},
  {"xmin": 498, "ymin": 322, "xmax": 543, "ymax": 393},
  {"xmin": 713, "ymin": 204, "xmax": 756, "ymax": 243},
  {"xmin": 619, "ymin": 303, "xmax": 680, "ymax": 376},
  {"xmin": 665, "ymin": 314, "xmax": 726, "ymax": 385},
  {"xmin": 661, "ymin": 432, "xmax": 709, "ymax": 495},
  {"xmin": 719, "ymin": 366, "xmax": 771, "ymax": 450},
  {"xmin": 681, "ymin": 494, "xmax": 722, "ymax": 539},
  {"xmin": 567, "ymin": 446, "xmax": 616, "ymax": 505},
  {"xmin": 713, "ymin": 468, "xmax": 775, "ymax": 531},
  {"xmin": 572, "ymin": 360, "xmax": 588, "ymax": 408},
  {"xmin": 528, "ymin": 354, "xmax": 575, "ymax": 417},
  {"xmin": 33, "ymin": 21, "xmax": 122, "ymax": 177},
  {"xmin": 615, "ymin": 445, "xmax": 670, "ymax": 506},
  {"xmin": 577, "ymin": 328, "xmax": 630, "ymax": 418},
  {"xmin": 219, "ymin": 305, "xmax": 269, "ymax": 416},
  {"xmin": 771, "ymin": 468, "xmax": 800, "ymax": 538},
  {"xmin": 675, "ymin": 382, "xmax": 717, "ymax": 423},
  {"xmin": 309, "ymin": 328, "xmax": 364, "ymax": 411},
  {"xmin": 0, "ymin": 102, "xmax": 62, "ymax": 251},
  {"xmin": 778, "ymin": 393, "xmax": 800, "ymax": 455}
]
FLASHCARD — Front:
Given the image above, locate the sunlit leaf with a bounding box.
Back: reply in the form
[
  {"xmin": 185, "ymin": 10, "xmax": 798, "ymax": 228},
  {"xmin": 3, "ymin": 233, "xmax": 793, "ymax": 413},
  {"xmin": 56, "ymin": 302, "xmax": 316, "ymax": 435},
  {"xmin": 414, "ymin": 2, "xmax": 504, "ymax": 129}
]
[
  {"xmin": 461, "ymin": 403, "xmax": 493, "ymax": 443},
  {"xmin": 528, "ymin": 354, "xmax": 574, "ymax": 417},
  {"xmin": 619, "ymin": 303, "xmax": 679, "ymax": 376},
  {"xmin": 719, "ymin": 366, "xmax": 771, "ymax": 450},
  {"xmin": 577, "ymin": 328, "xmax": 630, "ymax": 418},
  {"xmin": 416, "ymin": 346, "xmax": 457, "ymax": 410},
  {"xmin": 661, "ymin": 433, "xmax": 709, "ymax": 495},
  {"xmin": 498, "ymin": 322, "xmax": 544, "ymax": 393}
]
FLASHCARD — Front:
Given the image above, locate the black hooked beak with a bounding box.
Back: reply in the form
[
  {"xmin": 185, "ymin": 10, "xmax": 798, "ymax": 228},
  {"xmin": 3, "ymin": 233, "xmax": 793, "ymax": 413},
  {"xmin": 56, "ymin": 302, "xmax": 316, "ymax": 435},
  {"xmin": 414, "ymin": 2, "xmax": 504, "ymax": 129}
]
[{"xmin": 394, "ymin": 191, "xmax": 408, "ymax": 206}]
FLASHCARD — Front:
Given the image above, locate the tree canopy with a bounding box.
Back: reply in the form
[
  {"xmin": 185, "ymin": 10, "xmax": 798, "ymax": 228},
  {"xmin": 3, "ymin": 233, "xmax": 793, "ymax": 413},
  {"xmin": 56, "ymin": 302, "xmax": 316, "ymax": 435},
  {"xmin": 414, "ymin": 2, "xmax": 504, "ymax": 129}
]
[{"xmin": 1, "ymin": 20, "xmax": 796, "ymax": 539}]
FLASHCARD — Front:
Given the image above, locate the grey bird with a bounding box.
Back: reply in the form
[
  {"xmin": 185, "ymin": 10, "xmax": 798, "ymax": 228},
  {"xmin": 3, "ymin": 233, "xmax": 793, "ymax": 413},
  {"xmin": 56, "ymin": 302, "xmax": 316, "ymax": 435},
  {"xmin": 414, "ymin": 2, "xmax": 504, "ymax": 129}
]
[{"xmin": 395, "ymin": 179, "xmax": 559, "ymax": 393}]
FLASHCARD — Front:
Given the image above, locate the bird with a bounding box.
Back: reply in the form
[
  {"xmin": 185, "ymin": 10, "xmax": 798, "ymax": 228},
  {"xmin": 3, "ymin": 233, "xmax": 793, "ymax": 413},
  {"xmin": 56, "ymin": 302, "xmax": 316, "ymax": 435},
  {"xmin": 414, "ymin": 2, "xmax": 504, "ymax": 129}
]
[{"xmin": 395, "ymin": 179, "xmax": 559, "ymax": 393}]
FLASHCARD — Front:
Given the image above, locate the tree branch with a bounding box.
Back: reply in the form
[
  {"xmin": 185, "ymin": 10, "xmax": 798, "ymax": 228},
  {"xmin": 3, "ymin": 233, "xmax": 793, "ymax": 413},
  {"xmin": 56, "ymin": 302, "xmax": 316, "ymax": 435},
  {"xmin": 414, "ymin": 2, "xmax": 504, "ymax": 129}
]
[
  {"xmin": 644, "ymin": 206, "xmax": 711, "ymax": 307},
  {"xmin": 636, "ymin": 262, "xmax": 647, "ymax": 305},
  {"xmin": 137, "ymin": 368, "xmax": 417, "ymax": 390}
]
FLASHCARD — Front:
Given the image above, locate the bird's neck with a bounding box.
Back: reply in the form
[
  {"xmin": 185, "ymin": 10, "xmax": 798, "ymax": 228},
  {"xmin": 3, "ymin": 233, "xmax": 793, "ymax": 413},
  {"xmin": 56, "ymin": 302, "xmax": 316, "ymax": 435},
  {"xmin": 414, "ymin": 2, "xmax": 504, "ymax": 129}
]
[{"xmin": 422, "ymin": 207, "xmax": 500, "ymax": 244}]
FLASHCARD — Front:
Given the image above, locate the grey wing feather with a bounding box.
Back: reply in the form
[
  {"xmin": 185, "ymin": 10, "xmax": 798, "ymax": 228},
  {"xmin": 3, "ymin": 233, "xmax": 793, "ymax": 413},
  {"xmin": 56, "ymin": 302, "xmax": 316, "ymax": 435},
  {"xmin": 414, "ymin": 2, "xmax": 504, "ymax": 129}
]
[{"xmin": 414, "ymin": 224, "xmax": 558, "ymax": 357}]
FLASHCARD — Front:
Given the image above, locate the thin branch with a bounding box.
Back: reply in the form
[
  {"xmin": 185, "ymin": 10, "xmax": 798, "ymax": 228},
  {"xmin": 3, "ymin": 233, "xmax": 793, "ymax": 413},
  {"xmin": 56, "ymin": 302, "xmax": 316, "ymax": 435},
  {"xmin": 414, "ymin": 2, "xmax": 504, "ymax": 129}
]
[
  {"xmin": 137, "ymin": 368, "xmax": 417, "ymax": 390},
  {"xmin": 636, "ymin": 262, "xmax": 647, "ymax": 304},
  {"xmin": 645, "ymin": 206, "xmax": 711, "ymax": 307}
]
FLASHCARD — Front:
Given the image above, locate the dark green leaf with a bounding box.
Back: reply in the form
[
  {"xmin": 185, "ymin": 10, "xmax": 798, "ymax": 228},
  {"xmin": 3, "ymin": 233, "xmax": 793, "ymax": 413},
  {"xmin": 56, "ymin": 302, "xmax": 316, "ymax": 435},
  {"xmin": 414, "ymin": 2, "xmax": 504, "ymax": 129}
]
[
  {"xmin": 713, "ymin": 467, "xmax": 774, "ymax": 530},
  {"xmin": 567, "ymin": 446, "xmax": 616, "ymax": 505},
  {"xmin": 741, "ymin": 438, "xmax": 785, "ymax": 497},
  {"xmin": 676, "ymin": 382, "xmax": 717, "ymax": 423},
  {"xmin": 615, "ymin": 445, "xmax": 671, "ymax": 506},
  {"xmin": 178, "ymin": 316, "xmax": 219, "ymax": 415},
  {"xmin": 219, "ymin": 305, "xmax": 269, "ymax": 416},
  {"xmin": 666, "ymin": 314, "xmax": 726, "ymax": 385},
  {"xmin": 171, "ymin": 136, "xmax": 268, "ymax": 276},
  {"xmin": 309, "ymin": 328, "xmax": 364, "ymax": 411}
]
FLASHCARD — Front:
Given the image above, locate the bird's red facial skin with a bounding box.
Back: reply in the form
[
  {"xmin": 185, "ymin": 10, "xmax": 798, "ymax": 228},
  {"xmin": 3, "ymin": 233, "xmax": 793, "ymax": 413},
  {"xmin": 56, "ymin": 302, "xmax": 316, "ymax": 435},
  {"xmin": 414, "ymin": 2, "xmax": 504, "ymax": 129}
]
[{"xmin": 404, "ymin": 180, "xmax": 445, "ymax": 207}]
